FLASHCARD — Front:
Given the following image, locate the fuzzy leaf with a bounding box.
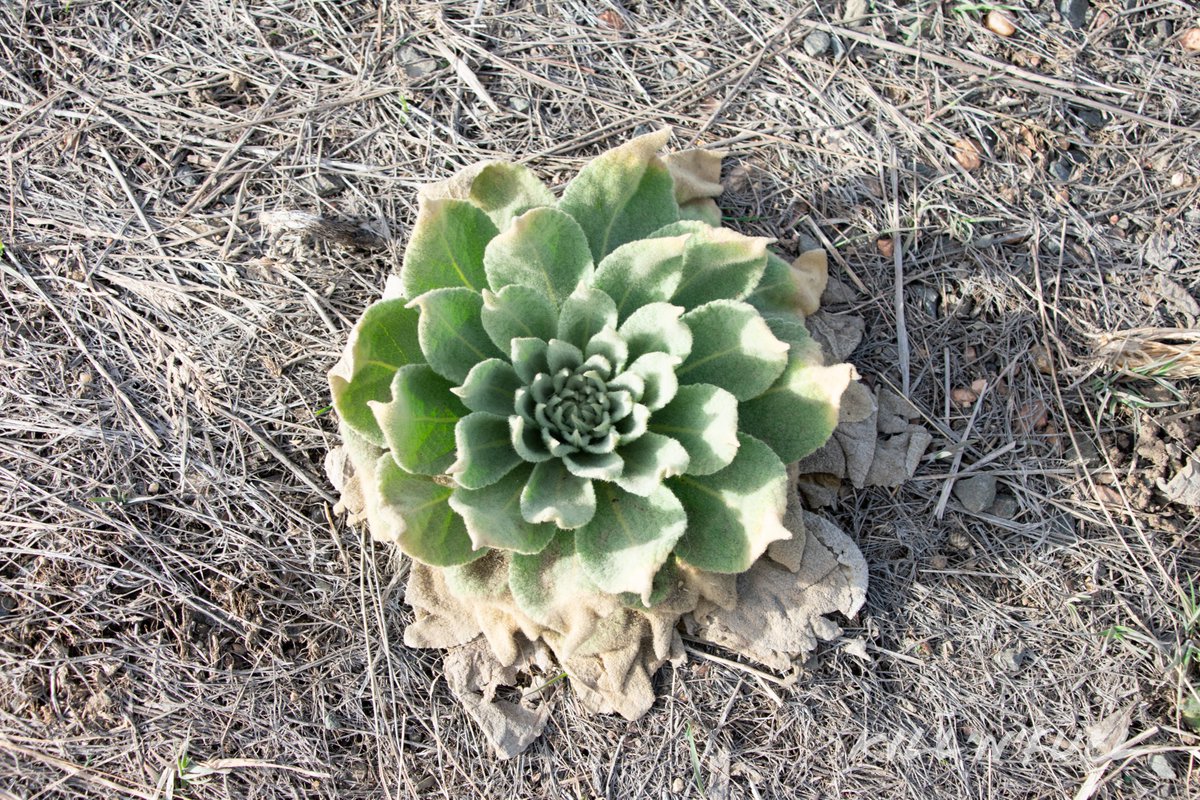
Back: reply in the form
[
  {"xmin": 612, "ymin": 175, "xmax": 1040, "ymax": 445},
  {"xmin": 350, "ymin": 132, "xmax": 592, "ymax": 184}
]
[
  {"xmin": 617, "ymin": 302, "xmax": 692, "ymax": 362},
  {"xmin": 558, "ymin": 129, "xmax": 680, "ymax": 261},
  {"xmin": 557, "ymin": 286, "xmax": 618, "ymax": 349},
  {"xmin": 480, "ymin": 285, "xmax": 557, "ymax": 355},
  {"xmin": 509, "ymin": 531, "xmax": 600, "ymax": 629},
  {"xmin": 448, "ymin": 463, "xmax": 556, "ymax": 554},
  {"xmin": 454, "ymin": 358, "xmax": 521, "ymax": 416},
  {"xmin": 483, "ymin": 207, "xmax": 594, "ymax": 308},
  {"xmin": 649, "ymin": 383, "xmax": 739, "ymax": 476},
  {"xmin": 613, "ymin": 432, "xmax": 690, "ymax": 495},
  {"xmin": 739, "ymin": 338, "xmax": 853, "ymax": 463},
  {"xmin": 576, "ymin": 482, "xmax": 687, "ymax": 602},
  {"xmin": 467, "ymin": 162, "xmax": 556, "ymax": 230},
  {"xmin": 747, "ymin": 250, "xmax": 827, "ymax": 317},
  {"xmin": 510, "ymin": 414, "xmax": 551, "ymax": 462},
  {"xmin": 401, "ymin": 199, "xmax": 497, "ymax": 297},
  {"xmin": 591, "ymin": 235, "xmax": 689, "ymax": 319},
  {"xmin": 411, "ymin": 287, "xmax": 502, "ymax": 384},
  {"xmin": 330, "ymin": 298, "xmax": 423, "ymax": 446},
  {"xmin": 671, "ymin": 433, "xmax": 791, "ymax": 573},
  {"xmin": 625, "ymin": 352, "xmax": 680, "ymax": 411},
  {"xmin": 652, "ymin": 222, "xmax": 771, "ymax": 309},
  {"xmin": 520, "ymin": 459, "xmax": 596, "ymax": 529},
  {"xmin": 510, "ymin": 337, "xmax": 550, "ymax": 384},
  {"xmin": 677, "ymin": 300, "xmax": 789, "ymax": 401},
  {"xmin": 370, "ymin": 365, "xmax": 466, "ymax": 475},
  {"xmin": 376, "ymin": 455, "xmax": 483, "ymax": 566},
  {"xmin": 563, "ymin": 450, "xmax": 624, "ymax": 481},
  {"xmin": 450, "ymin": 412, "xmax": 523, "ymax": 489},
  {"xmin": 583, "ymin": 327, "xmax": 628, "ymax": 373}
]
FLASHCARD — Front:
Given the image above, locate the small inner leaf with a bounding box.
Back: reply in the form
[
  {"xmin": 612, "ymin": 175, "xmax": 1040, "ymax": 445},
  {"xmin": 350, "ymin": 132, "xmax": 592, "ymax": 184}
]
[
  {"xmin": 455, "ymin": 358, "xmax": 521, "ymax": 416},
  {"xmin": 618, "ymin": 302, "xmax": 692, "ymax": 362},
  {"xmin": 480, "ymin": 285, "xmax": 558, "ymax": 356},
  {"xmin": 557, "ymin": 285, "xmax": 618, "ymax": 349},
  {"xmin": 520, "ymin": 459, "xmax": 597, "ymax": 529}
]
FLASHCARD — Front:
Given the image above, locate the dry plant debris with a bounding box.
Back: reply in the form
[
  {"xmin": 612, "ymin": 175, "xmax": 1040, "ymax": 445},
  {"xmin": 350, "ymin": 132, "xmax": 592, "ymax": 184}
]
[{"xmin": 1, "ymin": 0, "xmax": 1198, "ymax": 797}]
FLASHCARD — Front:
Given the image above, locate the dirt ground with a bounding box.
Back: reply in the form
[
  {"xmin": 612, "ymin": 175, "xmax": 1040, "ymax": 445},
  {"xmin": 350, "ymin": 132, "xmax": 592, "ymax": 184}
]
[{"xmin": 1, "ymin": 1, "xmax": 1198, "ymax": 798}]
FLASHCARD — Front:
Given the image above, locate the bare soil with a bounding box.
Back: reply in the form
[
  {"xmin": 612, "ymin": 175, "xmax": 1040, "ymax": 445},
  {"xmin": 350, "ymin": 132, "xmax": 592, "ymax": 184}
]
[{"xmin": 1, "ymin": 1, "xmax": 1197, "ymax": 798}]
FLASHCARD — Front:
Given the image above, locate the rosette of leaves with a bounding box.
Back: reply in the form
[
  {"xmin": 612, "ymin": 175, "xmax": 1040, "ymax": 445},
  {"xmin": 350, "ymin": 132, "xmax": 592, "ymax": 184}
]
[{"xmin": 329, "ymin": 130, "xmax": 852, "ymax": 611}]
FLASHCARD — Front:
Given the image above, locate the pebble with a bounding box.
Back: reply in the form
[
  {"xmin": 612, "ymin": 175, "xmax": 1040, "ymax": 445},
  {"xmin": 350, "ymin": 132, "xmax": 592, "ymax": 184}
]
[
  {"xmin": 988, "ymin": 493, "xmax": 1019, "ymax": 519},
  {"xmin": 1050, "ymin": 157, "xmax": 1075, "ymax": 182},
  {"xmin": 803, "ymin": 31, "xmax": 831, "ymax": 58},
  {"xmin": 954, "ymin": 474, "xmax": 997, "ymax": 514},
  {"xmin": 1059, "ymin": 0, "xmax": 1088, "ymax": 29}
]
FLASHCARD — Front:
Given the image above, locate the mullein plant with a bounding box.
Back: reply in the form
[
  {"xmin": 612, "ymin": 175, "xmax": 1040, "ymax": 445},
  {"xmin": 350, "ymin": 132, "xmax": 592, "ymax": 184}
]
[{"xmin": 328, "ymin": 130, "xmax": 858, "ymax": 721}]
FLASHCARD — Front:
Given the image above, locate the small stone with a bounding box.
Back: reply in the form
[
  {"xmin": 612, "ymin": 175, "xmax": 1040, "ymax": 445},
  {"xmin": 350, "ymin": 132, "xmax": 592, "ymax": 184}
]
[
  {"xmin": 1182, "ymin": 28, "xmax": 1200, "ymax": 52},
  {"xmin": 398, "ymin": 46, "xmax": 439, "ymax": 80},
  {"xmin": 954, "ymin": 474, "xmax": 998, "ymax": 513},
  {"xmin": 985, "ymin": 9, "xmax": 1016, "ymax": 37},
  {"xmin": 1059, "ymin": 0, "xmax": 1088, "ymax": 29},
  {"xmin": 988, "ymin": 493, "xmax": 1018, "ymax": 519},
  {"xmin": 1050, "ymin": 157, "xmax": 1075, "ymax": 182},
  {"xmin": 672, "ymin": 777, "xmax": 684, "ymax": 793},
  {"xmin": 803, "ymin": 31, "xmax": 831, "ymax": 58},
  {"xmin": 993, "ymin": 648, "xmax": 1030, "ymax": 673},
  {"xmin": 1149, "ymin": 754, "xmax": 1175, "ymax": 780},
  {"xmin": 1071, "ymin": 107, "xmax": 1107, "ymax": 130},
  {"xmin": 312, "ymin": 171, "xmax": 346, "ymax": 198},
  {"xmin": 506, "ymin": 96, "xmax": 530, "ymax": 113}
]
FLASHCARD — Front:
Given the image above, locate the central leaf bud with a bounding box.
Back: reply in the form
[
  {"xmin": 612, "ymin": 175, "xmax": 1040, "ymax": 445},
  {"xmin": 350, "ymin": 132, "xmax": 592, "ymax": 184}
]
[{"xmin": 511, "ymin": 338, "xmax": 651, "ymax": 465}]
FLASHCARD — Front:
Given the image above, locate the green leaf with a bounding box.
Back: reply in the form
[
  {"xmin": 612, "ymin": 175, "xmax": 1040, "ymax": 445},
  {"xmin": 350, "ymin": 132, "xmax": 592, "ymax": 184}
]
[
  {"xmin": 746, "ymin": 251, "xmax": 803, "ymax": 316},
  {"xmin": 677, "ymin": 300, "xmax": 789, "ymax": 401},
  {"xmin": 591, "ymin": 235, "xmax": 688, "ymax": 319},
  {"xmin": 410, "ymin": 287, "xmax": 502, "ymax": 384},
  {"xmin": 618, "ymin": 302, "xmax": 692, "ymax": 362},
  {"xmin": 738, "ymin": 342, "xmax": 853, "ymax": 463},
  {"xmin": 449, "ymin": 412, "xmax": 523, "ymax": 489},
  {"xmin": 670, "ymin": 224, "xmax": 772, "ymax": 310},
  {"xmin": 480, "ymin": 284, "xmax": 557, "ymax": 355},
  {"xmin": 619, "ymin": 556, "xmax": 679, "ymax": 609},
  {"xmin": 679, "ymin": 198, "xmax": 722, "ymax": 226},
  {"xmin": 576, "ymin": 482, "xmax": 687, "ymax": 603},
  {"xmin": 558, "ymin": 129, "xmax": 680, "ymax": 262},
  {"xmin": 510, "ymin": 414, "xmax": 552, "ymax": 462},
  {"xmin": 483, "ymin": 207, "xmax": 594, "ymax": 308},
  {"xmin": 375, "ymin": 455, "xmax": 483, "ymax": 566},
  {"xmin": 509, "ymin": 531, "xmax": 599, "ymax": 628},
  {"xmin": 454, "ymin": 358, "xmax": 521, "ymax": 416},
  {"xmin": 467, "ymin": 162, "xmax": 556, "ymax": 231},
  {"xmin": 613, "ymin": 432, "xmax": 690, "ymax": 495},
  {"xmin": 649, "ymin": 383, "xmax": 739, "ymax": 476},
  {"xmin": 625, "ymin": 352, "xmax": 680, "ymax": 410},
  {"xmin": 510, "ymin": 337, "xmax": 551, "ymax": 384},
  {"xmin": 671, "ymin": 433, "xmax": 791, "ymax": 573},
  {"xmin": 448, "ymin": 463, "xmax": 556, "ymax": 554},
  {"xmin": 557, "ymin": 285, "xmax": 618, "ymax": 349},
  {"xmin": 444, "ymin": 550, "xmax": 511, "ymax": 600},
  {"xmin": 401, "ymin": 199, "xmax": 498, "ymax": 298},
  {"xmin": 562, "ymin": 450, "xmax": 624, "ymax": 481},
  {"xmin": 329, "ymin": 298, "xmax": 423, "ymax": 446},
  {"xmin": 370, "ymin": 365, "xmax": 466, "ymax": 475},
  {"xmin": 520, "ymin": 459, "xmax": 596, "ymax": 529}
]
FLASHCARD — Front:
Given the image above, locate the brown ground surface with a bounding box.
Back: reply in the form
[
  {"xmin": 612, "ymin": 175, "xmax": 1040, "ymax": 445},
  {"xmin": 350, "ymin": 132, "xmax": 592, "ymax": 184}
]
[{"xmin": 1, "ymin": 1, "xmax": 1198, "ymax": 798}]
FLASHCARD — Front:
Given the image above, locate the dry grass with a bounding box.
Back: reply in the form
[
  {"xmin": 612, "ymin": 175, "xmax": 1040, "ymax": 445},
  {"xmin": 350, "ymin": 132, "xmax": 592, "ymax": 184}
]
[{"xmin": 2, "ymin": 1, "xmax": 1199, "ymax": 797}]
